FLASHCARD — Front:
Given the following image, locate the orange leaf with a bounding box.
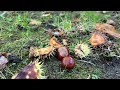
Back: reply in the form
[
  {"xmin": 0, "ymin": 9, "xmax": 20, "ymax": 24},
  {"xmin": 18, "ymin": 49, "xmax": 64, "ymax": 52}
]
[{"xmin": 49, "ymin": 37, "xmax": 63, "ymax": 48}]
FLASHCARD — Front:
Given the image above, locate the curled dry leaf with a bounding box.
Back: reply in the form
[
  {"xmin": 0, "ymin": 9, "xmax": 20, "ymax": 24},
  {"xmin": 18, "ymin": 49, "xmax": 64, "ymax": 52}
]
[
  {"xmin": 89, "ymin": 31, "xmax": 106, "ymax": 47},
  {"xmin": 62, "ymin": 39, "xmax": 68, "ymax": 46},
  {"xmin": 41, "ymin": 13, "xmax": 51, "ymax": 17},
  {"xmin": 49, "ymin": 37, "xmax": 63, "ymax": 48},
  {"xmin": 29, "ymin": 19, "xmax": 41, "ymax": 25},
  {"xmin": 0, "ymin": 52, "xmax": 8, "ymax": 57},
  {"xmin": 95, "ymin": 23, "xmax": 120, "ymax": 38},
  {"xmin": 12, "ymin": 61, "xmax": 46, "ymax": 79},
  {"xmin": 29, "ymin": 47, "xmax": 36, "ymax": 59}
]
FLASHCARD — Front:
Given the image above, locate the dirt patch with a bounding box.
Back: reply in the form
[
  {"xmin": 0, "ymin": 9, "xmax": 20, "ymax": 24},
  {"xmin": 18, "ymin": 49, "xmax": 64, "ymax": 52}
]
[
  {"xmin": 101, "ymin": 11, "xmax": 120, "ymax": 79},
  {"xmin": 90, "ymin": 56, "xmax": 120, "ymax": 79},
  {"xmin": 103, "ymin": 57, "xmax": 120, "ymax": 79}
]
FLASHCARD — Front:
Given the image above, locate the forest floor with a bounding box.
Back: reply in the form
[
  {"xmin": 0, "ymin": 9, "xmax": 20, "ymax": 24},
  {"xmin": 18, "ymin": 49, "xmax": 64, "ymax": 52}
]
[{"xmin": 0, "ymin": 11, "xmax": 120, "ymax": 79}]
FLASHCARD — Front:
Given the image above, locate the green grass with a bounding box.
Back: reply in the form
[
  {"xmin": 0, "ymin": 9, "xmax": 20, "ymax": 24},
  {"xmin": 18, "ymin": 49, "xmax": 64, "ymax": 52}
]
[{"xmin": 0, "ymin": 11, "xmax": 115, "ymax": 79}]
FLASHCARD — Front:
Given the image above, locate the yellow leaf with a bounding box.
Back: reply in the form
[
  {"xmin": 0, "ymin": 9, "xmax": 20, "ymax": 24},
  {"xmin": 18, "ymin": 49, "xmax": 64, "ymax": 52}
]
[{"xmin": 29, "ymin": 19, "xmax": 41, "ymax": 25}]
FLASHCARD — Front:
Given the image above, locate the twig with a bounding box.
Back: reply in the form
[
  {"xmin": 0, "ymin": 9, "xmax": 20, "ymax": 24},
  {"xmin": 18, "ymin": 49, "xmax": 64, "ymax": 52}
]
[{"xmin": 78, "ymin": 60, "xmax": 96, "ymax": 66}]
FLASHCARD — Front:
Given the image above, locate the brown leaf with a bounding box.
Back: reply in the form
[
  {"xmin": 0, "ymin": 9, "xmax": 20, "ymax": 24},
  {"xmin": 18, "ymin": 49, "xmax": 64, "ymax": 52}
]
[
  {"xmin": 95, "ymin": 23, "xmax": 120, "ymax": 38},
  {"xmin": 62, "ymin": 39, "xmax": 68, "ymax": 46},
  {"xmin": 29, "ymin": 47, "xmax": 35, "ymax": 59},
  {"xmin": 49, "ymin": 37, "xmax": 63, "ymax": 48},
  {"xmin": 0, "ymin": 52, "xmax": 8, "ymax": 57}
]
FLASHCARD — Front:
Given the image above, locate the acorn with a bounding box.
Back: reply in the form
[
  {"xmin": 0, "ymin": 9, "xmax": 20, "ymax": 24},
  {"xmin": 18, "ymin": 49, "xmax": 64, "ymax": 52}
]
[
  {"xmin": 61, "ymin": 56, "xmax": 75, "ymax": 70},
  {"xmin": 57, "ymin": 46, "xmax": 69, "ymax": 61}
]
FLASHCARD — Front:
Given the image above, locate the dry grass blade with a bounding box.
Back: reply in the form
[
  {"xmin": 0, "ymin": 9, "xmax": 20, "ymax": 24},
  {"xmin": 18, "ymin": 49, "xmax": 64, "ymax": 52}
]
[{"xmin": 78, "ymin": 60, "xmax": 96, "ymax": 66}]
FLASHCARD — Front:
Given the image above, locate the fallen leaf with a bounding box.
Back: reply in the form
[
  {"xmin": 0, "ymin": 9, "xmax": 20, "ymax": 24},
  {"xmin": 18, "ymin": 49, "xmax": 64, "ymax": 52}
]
[
  {"xmin": 95, "ymin": 23, "xmax": 120, "ymax": 38},
  {"xmin": 49, "ymin": 37, "xmax": 63, "ymax": 48},
  {"xmin": 29, "ymin": 19, "xmax": 41, "ymax": 25},
  {"xmin": 41, "ymin": 14, "xmax": 51, "ymax": 17},
  {"xmin": 29, "ymin": 47, "xmax": 35, "ymax": 59},
  {"xmin": 72, "ymin": 18, "xmax": 80, "ymax": 23},
  {"xmin": 11, "ymin": 73, "xmax": 18, "ymax": 79},
  {"xmin": 62, "ymin": 39, "xmax": 68, "ymax": 46}
]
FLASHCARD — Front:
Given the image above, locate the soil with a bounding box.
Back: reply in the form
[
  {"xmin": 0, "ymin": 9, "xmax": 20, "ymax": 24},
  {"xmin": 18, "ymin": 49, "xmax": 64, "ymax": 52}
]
[{"xmin": 90, "ymin": 56, "xmax": 120, "ymax": 79}]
